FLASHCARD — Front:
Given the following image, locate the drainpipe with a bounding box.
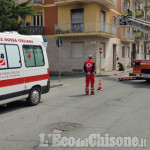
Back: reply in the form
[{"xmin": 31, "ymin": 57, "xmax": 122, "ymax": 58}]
[{"xmin": 144, "ymin": 0, "xmax": 148, "ymax": 59}]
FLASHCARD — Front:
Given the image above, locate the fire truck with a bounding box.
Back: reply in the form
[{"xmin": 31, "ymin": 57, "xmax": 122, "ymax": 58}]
[
  {"xmin": 119, "ymin": 60, "xmax": 150, "ymax": 81},
  {"xmin": 118, "ymin": 11, "xmax": 150, "ymax": 81}
]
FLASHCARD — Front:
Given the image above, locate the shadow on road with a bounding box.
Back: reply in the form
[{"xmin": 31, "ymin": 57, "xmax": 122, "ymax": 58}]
[
  {"xmin": 69, "ymin": 94, "xmax": 88, "ymax": 98},
  {"xmin": 118, "ymin": 80, "xmax": 150, "ymax": 89},
  {"xmin": 0, "ymin": 100, "xmax": 27, "ymax": 114}
]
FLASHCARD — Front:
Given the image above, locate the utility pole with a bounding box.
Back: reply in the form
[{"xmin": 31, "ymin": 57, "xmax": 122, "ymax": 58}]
[{"xmin": 56, "ymin": 38, "xmax": 62, "ymax": 83}]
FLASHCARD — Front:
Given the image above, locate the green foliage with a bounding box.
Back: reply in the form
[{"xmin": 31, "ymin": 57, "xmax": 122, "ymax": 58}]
[{"xmin": 0, "ymin": 0, "xmax": 35, "ymax": 34}]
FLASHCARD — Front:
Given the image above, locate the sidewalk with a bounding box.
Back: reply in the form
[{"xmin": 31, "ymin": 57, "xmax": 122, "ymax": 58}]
[
  {"xmin": 49, "ymin": 68, "xmax": 133, "ymax": 88},
  {"xmin": 50, "ymin": 76, "xmax": 63, "ymax": 88},
  {"xmin": 96, "ymin": 68, "xmax": 133, "ymax": 76}
]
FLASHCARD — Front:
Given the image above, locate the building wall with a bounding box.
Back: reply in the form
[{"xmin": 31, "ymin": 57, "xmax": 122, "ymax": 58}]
[
  {"xmin": 47, "ymin": 36, "xmax": 132, "ymax": 73},
  {"xmin": 44, "ymin": 7, "xmax": 58, "ymax": 35},
  {"xmin": 44, "ymin": 0, "xmax": 54, "ymax": 4},
  {"xmin": 47, "ymin": 0, "xmax": 135, "ymax": 73},
  {"xmin": 46, "ymin": 0, "xmax": 145, "ymax": 73},
  {"xmin": 58, "ymin": 3, "xmax": 110, "ymax": 25}
]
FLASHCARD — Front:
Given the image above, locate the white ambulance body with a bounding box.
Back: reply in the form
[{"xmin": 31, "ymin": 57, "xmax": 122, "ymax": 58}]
[{"xmin": 0, "ymin": 32, "xmax": 50, "ymax": 106}]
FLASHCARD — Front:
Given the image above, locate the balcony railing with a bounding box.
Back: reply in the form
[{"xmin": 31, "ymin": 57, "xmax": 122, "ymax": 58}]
[
  {"xmin": 54, "ymin": 0, "xmax": 116, "ymax": 4},
  {"xmin": 122, "ymin": 32, "xmax": 134, "ymax": 40},
  {"xmin": 55, "ymin": 22, "xmax": 116, "ymax": 36},
  {"xmin": 32, "ymin": 0, "xmax": 43, "ymax": 4},
  {"xmin": 134, "ymin": 31, "xmax": 144, "ymax": 39},
  {"xmin": 146, "ymin": 1, "xmax": 150, "ymax": 8},
  {"xmin": 22, "ymin": 26, "xmax": 44, "ymax": 35},
  {"xmin": 135, "ymin": 9, "xmax": 144, "ymax": 18}
]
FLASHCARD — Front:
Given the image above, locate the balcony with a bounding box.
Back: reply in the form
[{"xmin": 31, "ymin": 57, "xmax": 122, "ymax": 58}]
[
  {"xmin": 55, "ymin": 22, "xmax": 116, "ymax": 37},
  {"xmin": 135, "ymin": 9, "xmax": 144, "ymax": 18},
  {"xmin": 54, "ymin": 0, "xmax": 117, "ymax": 9},
  {"xmin": 134, "ymin": 31, "xmax": 144, "ymax": 40},
  {"xmin": 121, "ymin": 32, "xmax": 134, "ymax": 42},
  {"xmin": 31, "ymin": 0, "xmax": 44, "ymax": 8},
  {"xmin": 22, "ymin": 26, "xmax": 44, "ymax": 35},
  {"xmin": 135, "ymin": 0, "xmax": 145, "ymax": 4},
  {"xmin": 147, "ymin": 1, "xmax": 150, "ymax": 7}
]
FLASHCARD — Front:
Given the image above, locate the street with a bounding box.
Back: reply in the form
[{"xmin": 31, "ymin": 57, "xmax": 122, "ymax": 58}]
[{"xmin": 0, "ymin": 75, "xmax": 150, "ymax": 150}]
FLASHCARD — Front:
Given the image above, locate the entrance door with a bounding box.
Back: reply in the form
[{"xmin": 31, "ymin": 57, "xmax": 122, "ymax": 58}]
[
  {"xmin": 101, "ymin": 11, "xmax": 105, "ymax": 32},
  {"xmin": 113, "ymin": 45, "xmax": 116, "ymax": 70}
]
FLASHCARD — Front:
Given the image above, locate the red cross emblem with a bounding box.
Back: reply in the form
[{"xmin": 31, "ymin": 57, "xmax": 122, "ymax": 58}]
[
  {"xmin": 0, "ymin": 58, "xmax": 5, "ymax": 66},
  {"xmin": 87, "ymin": 63, "xmax": 92, "ymax": 67},
  {"xmin": 27, "ymin": 54, "xmax": 31, "ymax": 59}
]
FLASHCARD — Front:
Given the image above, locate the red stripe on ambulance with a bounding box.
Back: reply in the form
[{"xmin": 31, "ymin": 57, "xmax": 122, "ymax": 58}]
[{"xmin": 0, "ymin": 74, "xmax": 49, "ymax": 88}]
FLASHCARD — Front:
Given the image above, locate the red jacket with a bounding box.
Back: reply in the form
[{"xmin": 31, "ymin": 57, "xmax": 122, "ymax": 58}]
[{"xmin": 84, "ymin": 59, "xmax": 95, "ymax": 74}]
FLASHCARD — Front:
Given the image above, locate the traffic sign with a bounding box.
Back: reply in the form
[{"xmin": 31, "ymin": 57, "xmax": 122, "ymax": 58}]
[{"xmin": 99, "ymin": 48, "xmax": 102, "ymax": 54}]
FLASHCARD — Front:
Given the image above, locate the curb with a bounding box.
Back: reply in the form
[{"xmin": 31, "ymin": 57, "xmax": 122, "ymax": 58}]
[
  {"xmin": 114, "ymin": 72, "xmax": 126, "ymax": 76},
  {"xmin": 50, "ymin": 84, "xmax": 63, "ymax": 88}
]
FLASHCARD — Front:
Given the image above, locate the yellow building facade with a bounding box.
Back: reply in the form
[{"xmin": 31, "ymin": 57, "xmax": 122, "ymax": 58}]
[{"xmin": 48, "ymin": 0, "xmax": 145, "ymax": 73}]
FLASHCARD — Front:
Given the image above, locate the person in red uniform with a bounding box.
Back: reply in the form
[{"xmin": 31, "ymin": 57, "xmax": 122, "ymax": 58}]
[{"xmin": 84, "ymin": 55, "xmax": 95, "ymax": 95}]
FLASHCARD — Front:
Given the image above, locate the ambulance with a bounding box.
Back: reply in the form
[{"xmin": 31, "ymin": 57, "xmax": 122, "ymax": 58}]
[{"xmin": 0, "ymin": 32, "xmax": 50, "ymax": 106}]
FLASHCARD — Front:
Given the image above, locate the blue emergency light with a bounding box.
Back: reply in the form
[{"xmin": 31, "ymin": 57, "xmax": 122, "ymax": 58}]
[{"xmin": 43, "ymin": 38, "xmax": 47, "ymax": 42}]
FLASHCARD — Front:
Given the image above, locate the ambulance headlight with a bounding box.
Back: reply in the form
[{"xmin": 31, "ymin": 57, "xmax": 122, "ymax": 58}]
[{"xmin": 43, "ymin": 38, "xmax": 47, "ymax": 42}]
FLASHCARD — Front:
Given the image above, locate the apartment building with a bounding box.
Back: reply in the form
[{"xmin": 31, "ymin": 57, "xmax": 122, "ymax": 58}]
[
  {"xmin": 19, "ymin": 0, "xmax": 58, "ymax": 36},
  {"xmin": 16, "ymin": 0, "xmax": 146, "ymax": 73},
  {"xmin": 49, "ymin": 0, "xmax": 145, "ymax": 73}
]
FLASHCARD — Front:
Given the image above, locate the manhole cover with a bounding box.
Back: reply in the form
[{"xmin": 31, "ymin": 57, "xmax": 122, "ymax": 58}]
[{"xmin": 50, "ymin": 122, "xmax": 81, "ymax": 133}]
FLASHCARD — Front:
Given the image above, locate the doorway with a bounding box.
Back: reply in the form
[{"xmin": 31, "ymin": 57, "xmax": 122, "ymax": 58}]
[{"xmin": 101, "ymin": 11, "xmax": 105, "ymax": 32}]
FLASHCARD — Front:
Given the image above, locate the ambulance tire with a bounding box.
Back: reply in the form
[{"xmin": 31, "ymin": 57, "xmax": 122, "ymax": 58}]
[{"xmin": 26, "ymin": 87, "xmax": 41, "ymax": 106}]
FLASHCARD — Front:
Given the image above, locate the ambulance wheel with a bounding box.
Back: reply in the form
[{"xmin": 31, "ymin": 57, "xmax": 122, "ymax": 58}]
[{"xmin": 26, "ymin": 87, "xmax": 41, "ymax": 106}]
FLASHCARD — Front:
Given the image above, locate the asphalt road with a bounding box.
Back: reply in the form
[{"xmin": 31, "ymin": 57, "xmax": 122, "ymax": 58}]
[{"xmin": 0, "ymin": 75, "xmax": 150, "ymax": 150}]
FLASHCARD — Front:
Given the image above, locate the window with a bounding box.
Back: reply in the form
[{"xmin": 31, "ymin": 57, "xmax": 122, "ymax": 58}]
[
  {"xmin": 113, "ymin": 17, "xmax": 116, "ymax": 27},
  {"xmin": 127, "ymin": 47, "xmax": 130, "ymax": 58},
  {"xmin": 135, "ymin": 62, "xmax": 140, "ymax": 68},
  {"xmin": 101, "ymin": 11, "xmax": 106, "ymax": 32},
  {"xmin": 71, "ymin": 43, "xmax": 84, "ymax": 58},
  {"xmin": 0, "ymin": 44, "xmax": 21, "ymax": 69},
  {"xmin": 122, "ymin": 46, "xmax": 125, "ymax": 58},
  {"xmin": 137, "ymin": 45, "xmax": 139, "ymax": 54},
  {"xmin": 127, "ymin": 1, "xmax": 130, "ymax": 8},
  {"xmin": 6, "ymin": 45, "xmax": 21, "ymax": 68},
  {"xmin": 34, "ymin": 46, "xmax": 45, "ymax": 66},
  {"xmin": 71, "ymin": 9, "xmax": 84, "ymax": 32},
  {"xmin": 32, "ymin": 13, "xmax": 43, "ymax": 26},
  {"xmin": 23, "ymin": 45, "xmax": 44, "ymax": 67}
]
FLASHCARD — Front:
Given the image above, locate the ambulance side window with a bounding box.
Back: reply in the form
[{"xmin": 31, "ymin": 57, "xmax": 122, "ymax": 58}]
[
  {"xmin": 23, "ymin": 45, "xmax": 44, "ymax": 67},
  {"xmin": 33, "ymin": 46, "xmax": 44, "ymax": 66},
  {"xmin": 23, "ymin": 45, "xmax": 36, "ymax": 67},
  {"xmin": 0, "ymin": 45, "xmax": 7, "ymax": 69},
  {"xmin": 5, "ymin": 45, "xmax": 21, "ymax": 68}
]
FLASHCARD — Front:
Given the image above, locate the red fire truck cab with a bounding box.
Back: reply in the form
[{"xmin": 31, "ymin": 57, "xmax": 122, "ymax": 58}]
[{"xmin": 129, "ymin": 60, "xmax": 150, "ymax": 80}]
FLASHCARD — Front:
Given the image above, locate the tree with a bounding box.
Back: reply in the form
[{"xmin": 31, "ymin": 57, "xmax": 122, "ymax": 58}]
[{"xmin": 0, "ymin": 0, "xmax": 35, "ymax": 34}]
